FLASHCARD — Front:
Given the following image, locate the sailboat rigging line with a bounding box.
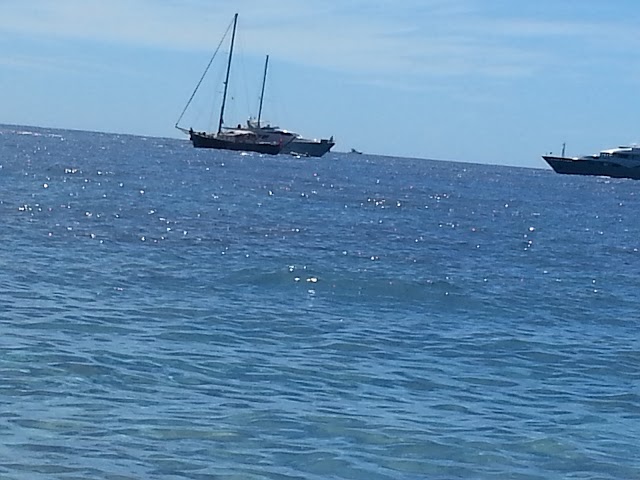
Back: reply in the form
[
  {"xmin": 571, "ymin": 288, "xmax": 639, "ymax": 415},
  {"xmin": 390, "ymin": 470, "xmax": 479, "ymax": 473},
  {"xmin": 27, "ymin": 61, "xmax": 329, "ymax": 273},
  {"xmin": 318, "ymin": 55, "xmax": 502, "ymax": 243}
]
[{"xmin": 175, "ymin": 16, "xmax": 236, "ymax": 129}]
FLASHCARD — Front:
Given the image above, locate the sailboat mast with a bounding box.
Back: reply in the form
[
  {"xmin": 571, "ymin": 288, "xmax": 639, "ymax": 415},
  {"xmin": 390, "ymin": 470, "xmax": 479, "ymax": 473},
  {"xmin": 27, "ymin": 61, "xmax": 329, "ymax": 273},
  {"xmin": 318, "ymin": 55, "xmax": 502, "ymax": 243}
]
[
  {"xmin": 257, "ymin": 55, "xmax": 269, "ymax": 127},
  {"xmin": 217, "ymin": 13, "xmax": 238, "ymax": 135}
]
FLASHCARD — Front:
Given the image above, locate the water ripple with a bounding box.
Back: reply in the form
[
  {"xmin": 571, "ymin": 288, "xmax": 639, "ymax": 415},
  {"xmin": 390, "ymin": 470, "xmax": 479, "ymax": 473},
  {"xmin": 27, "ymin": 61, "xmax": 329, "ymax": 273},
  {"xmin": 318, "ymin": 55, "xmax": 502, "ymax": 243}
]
[{"xmin": 0, "ymin": 126, "xmax": 639, "ymax": 479}]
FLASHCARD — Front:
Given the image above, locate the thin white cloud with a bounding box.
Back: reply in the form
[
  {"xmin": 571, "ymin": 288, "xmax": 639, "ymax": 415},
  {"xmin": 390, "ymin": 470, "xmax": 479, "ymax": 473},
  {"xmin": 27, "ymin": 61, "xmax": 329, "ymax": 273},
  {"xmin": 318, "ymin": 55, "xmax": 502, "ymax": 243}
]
[
  {"xmin": 1, "ymin": 0, "xmax": 638, "ymax": 83},
  {"xmin": 0, "ymin": 51, "xmax": 143, "ymax": 79}
]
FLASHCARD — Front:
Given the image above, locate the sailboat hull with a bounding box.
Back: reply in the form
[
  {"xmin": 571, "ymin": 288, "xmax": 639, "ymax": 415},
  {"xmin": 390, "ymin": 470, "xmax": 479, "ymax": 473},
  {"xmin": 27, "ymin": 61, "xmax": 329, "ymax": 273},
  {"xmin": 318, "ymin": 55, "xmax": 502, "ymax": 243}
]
[{"xmin": 190, "ymin": 132, "xmax": 282, "ymax": 155}]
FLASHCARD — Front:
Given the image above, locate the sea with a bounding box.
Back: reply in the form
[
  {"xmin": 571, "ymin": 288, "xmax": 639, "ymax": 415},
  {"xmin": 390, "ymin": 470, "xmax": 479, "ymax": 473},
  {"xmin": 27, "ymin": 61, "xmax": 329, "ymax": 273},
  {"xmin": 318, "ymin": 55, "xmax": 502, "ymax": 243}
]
[{"xmin": 0, "ymin": 124, "xmax": 638, "ymax": 480}]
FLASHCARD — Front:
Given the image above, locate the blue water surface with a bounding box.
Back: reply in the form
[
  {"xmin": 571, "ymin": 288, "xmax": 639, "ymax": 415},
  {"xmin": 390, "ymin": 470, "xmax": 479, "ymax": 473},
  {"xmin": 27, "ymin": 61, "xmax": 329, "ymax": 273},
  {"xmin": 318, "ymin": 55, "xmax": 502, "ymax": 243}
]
[{"xmin": 0, "ymin": 124, "xmax": 638, "ymax": 479}]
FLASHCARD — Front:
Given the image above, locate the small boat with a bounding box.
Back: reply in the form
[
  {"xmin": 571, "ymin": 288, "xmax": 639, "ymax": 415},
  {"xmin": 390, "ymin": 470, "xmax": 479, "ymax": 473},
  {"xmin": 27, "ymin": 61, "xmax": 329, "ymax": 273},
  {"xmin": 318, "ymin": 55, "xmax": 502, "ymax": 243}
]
[
  {"xmin": 244, "ymin": 55, "xmax": 335, "ymax": 157},
  {"xmin": 175, "ymin": 14, "xmax": 283, "ymax": 155},
  {"xmin": 542, "ymin": 145, "xmax": 640, "ymax": 180},
  {"xmin": 350, "ymin": 148, "xmax": 362, "ymax": 155}
]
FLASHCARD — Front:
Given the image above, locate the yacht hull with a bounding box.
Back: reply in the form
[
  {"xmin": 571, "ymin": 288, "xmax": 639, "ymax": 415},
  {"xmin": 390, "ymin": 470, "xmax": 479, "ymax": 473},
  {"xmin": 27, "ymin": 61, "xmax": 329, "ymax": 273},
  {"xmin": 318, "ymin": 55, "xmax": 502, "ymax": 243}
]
[
  {"xmin": 542, "ymin": 156, "xmax": 640, "ymax": 180},
  {"xmin": 282, "ymin": 138, "xmax": 335, "ymax": 157}
]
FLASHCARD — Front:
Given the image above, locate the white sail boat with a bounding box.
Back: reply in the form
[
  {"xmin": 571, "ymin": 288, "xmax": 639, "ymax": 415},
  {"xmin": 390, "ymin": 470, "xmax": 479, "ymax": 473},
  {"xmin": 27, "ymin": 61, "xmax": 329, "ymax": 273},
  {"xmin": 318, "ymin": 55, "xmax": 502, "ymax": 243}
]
[{"xmin": 245, "ymin": 55, "xmax": 335, "ymax": 157}]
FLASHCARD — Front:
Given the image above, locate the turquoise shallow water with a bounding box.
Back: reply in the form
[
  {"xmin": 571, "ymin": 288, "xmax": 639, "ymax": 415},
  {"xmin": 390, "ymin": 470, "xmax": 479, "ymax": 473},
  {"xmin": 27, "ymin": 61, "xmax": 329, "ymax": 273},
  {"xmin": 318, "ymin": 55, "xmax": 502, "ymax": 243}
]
[{"xmin": 0, "ymin": 124, "xmax": 638, "ymax": 479}]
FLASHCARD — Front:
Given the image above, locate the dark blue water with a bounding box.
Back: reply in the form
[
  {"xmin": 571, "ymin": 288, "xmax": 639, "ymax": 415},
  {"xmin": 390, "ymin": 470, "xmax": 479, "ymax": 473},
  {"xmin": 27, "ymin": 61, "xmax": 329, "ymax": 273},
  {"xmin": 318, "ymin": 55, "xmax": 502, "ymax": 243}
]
[{"xmin": 1, "ymin": 124, "xmax": 638, "ymax": 479}]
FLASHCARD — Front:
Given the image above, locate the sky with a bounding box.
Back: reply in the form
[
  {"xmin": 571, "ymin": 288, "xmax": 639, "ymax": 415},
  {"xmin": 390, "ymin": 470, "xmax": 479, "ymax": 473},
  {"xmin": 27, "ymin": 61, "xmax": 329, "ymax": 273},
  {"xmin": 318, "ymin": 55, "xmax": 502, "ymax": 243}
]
[{"xmin": 1, "ymin": 0, "xmax": 639, "ymax": 168}]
